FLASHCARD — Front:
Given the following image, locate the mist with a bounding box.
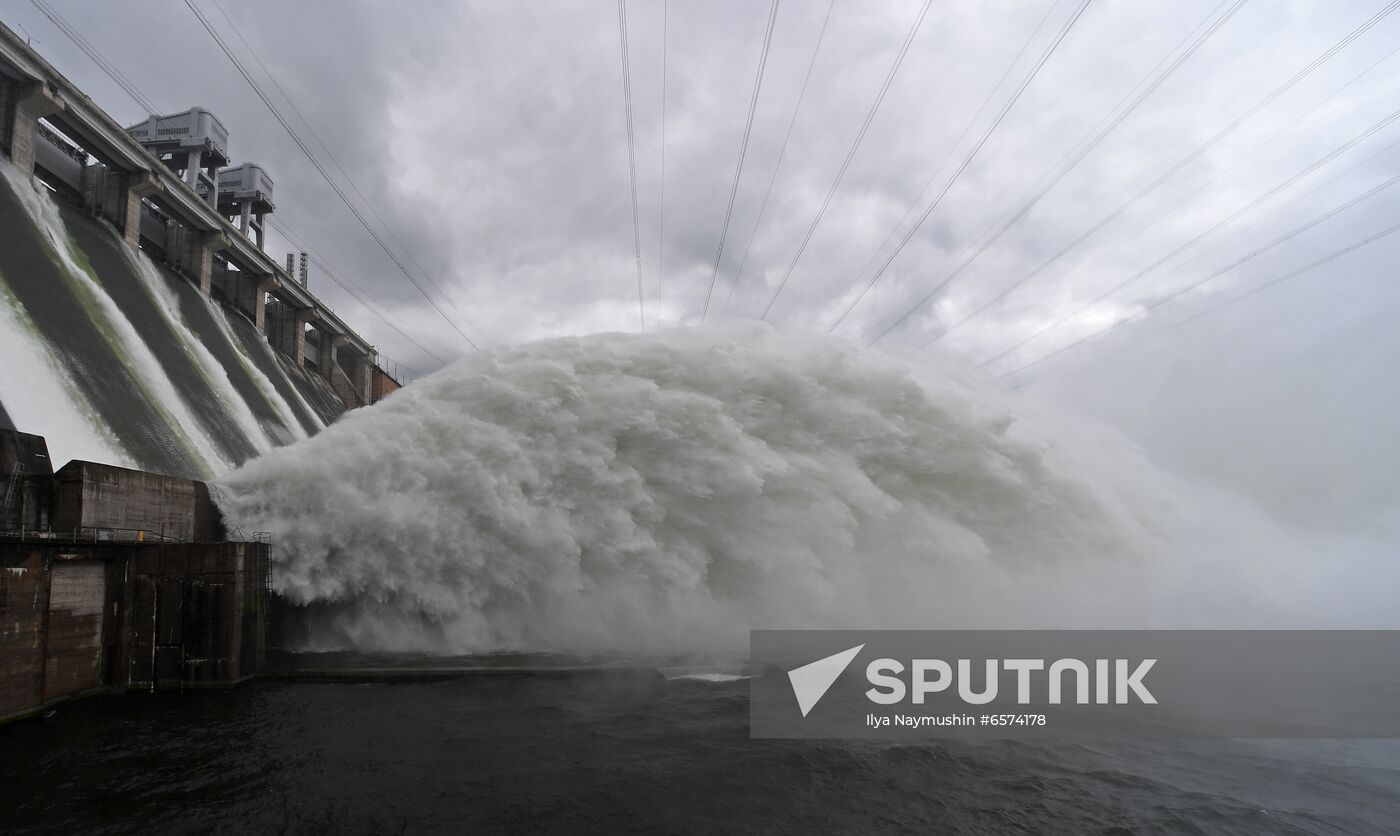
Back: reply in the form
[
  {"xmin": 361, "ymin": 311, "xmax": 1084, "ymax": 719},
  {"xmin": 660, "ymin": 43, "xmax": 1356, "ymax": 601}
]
[{"xmin": 210, "ymin": 324, "xmax": 1392, "ymax": 655}]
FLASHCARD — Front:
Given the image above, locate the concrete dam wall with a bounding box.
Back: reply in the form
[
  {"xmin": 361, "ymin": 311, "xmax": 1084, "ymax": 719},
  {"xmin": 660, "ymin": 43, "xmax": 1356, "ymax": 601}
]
[
  {"xmin": 0, "ymin": 23, "xmax": 399, "ymax": 480},
  {"xmin": 0, "ymin": 156, "xmax": 344, "ymax": 479}
]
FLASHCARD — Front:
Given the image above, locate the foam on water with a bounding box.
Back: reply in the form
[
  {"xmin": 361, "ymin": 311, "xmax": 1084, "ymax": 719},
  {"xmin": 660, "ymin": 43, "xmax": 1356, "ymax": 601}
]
[{"xmin": 215, "ymin": 325, "xmax": 1306, "ymax": 653}]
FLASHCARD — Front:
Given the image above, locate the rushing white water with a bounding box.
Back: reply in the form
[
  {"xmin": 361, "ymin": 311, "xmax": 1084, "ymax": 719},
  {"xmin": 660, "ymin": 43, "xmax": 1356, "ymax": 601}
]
[
  {"xmin": 210, "ymin": 305, "xmax": 325, "ymax": 439},
  {"xmin": 0, "ymin": 278, "xmax": 132, "ymax": 469},
  {"xmin": 215, "ymin": 325, "xmax": 1315, "ymax": 654},
  {"xmin": 0, "ymin": 155, "xmax": 330, "ymax": 476},
  {"xmin": 125, "ymin": 246, "xmax": 289, "ymax": 455}
]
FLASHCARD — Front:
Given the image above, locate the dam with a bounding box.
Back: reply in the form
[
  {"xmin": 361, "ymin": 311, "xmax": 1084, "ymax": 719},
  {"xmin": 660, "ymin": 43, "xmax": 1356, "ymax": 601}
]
[
  {"xmin": 0, "ymin": 20, "xmax": 403, "ymax": 477},
  {"xmin": 0, "ymin": 21, "xmax": 400, "ymax": 720}
]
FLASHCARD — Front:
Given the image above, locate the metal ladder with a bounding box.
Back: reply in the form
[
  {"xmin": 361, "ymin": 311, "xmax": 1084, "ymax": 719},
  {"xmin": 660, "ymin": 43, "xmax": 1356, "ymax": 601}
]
[{"xmin": 2, "ymin": 463, "xmax": 23, "ymax": 509}]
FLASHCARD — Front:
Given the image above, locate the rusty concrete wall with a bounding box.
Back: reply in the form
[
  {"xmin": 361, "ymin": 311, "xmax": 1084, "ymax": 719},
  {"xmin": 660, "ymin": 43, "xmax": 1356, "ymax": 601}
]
[
  {"xmin": 0, "ymin": 551, "xmax": 48, "ymax": 718},
  {"xmin": 125, "ymin": 542, "xmax": 265, "ymax": 688},
  {"xmin": 42, "ymin": 560, "xmax": 105, "ymax": 700},
  {"xmin": 371, "ymin": 367, "xmax": 402, "ymax": 403},
  {"xmin": 0, "ymin": 540, "xmax": 268, "ymax": 723}
]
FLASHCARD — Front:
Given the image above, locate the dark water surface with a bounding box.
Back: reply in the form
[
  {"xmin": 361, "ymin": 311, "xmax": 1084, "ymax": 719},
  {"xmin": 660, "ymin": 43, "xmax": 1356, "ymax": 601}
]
[{"xmin": 4, "ymin": 671, "xmax": 1400, "ymax": 835}]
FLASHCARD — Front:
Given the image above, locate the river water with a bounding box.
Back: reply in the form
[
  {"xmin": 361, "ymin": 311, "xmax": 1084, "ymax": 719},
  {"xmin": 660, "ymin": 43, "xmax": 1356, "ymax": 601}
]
[{"xmin": 4, "ymin": 668, "xmax": 1400, "ymax": 834}]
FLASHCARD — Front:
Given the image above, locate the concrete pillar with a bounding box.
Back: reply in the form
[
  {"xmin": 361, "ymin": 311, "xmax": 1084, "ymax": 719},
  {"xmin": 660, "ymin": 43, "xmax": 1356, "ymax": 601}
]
[
  {"xmin": 318, "ymin": 332, "xmax": 345, "ymax": 383},
  {"xmin": 163, "ymin": 219, "xmax": 184, "ymax": 266},
  {"xmin": 183, "ymin": 150, "xmax": 200, "ymax": 190},
  {"xmin": 347, "ymin": 349, "xmax": 373, "ymax": 405},
  {"xmin": 235, "ymin": 273, "xmax": 277, "ymax": 332},
  {"xmin": 0, "ymin": 81, "xmax": 11, "ymax": 157},
  {"xmin": 80, "ymin": 162, "xmax": 105, "ymax": 215},
  {"xmin": 100, "ymin": 169, "xmax": 160, "ymax": 251},
  {"xmin": 362, "ymin": 350, "xmax": 377, "ymax": 404},
  {"xmin": 5, "ymin": 82, "xmax": 63, "ymax": 176},
  {"xmin": 275, "ymin": 307, "xmax": 312, "ymax": 366},
  {"xmin": 183, "ymin": 230, "xmax": 230, "ymax": 296},
  {"xmin": 323, "ymin": 344, "xmax": 370, "ymax": 408}
]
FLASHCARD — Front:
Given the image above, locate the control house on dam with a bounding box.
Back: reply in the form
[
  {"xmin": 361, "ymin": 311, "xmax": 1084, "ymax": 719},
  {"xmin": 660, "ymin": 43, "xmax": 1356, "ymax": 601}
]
[{"xmin": 0, "ymin": 22, "xmax": 407, "ymax": 721}]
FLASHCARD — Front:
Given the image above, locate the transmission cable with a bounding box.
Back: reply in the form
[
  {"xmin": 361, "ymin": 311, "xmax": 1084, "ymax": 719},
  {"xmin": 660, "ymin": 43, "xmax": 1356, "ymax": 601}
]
[
  {"xmin": 206, "ymin": 0, "xmax": 485, "ymax": 347},
  {"xmin": 880, "ymin": 0, "xmax": 1398, "ymax": 347},
  {"xmin": 999, "ymin": 210, "xmax": 1400, "ymax": 382},
  {"xmin": 821, "ymin": 0, "xmax": 1063, "ymax": 332},
  {"xmin": 756, "ymin": 0, "xmax": 934, "ymax": 320},
  {"xmin": 975, "ymin": 35, "xmax": 1400, "ymax": 352},
  {"xmin": 701, "ymin": 0, "xmax": 781, "ymax": 319},
  {"xmin": 29, "ymin": 0, "xmax": 454, "ymax": 369},
  {"xmin": 29, "ymin": 0, "xmax": 158, "ymax": 115},
  {"xmin": 1156, "ymin": 218, "xmax": 1400, "ymax": 334},
  {"xmin": 185, "ymin": 0, "xmax": 483, "ymax": 353},
  {"xmin": 982, "ymin": 132, "xmax": 1400, "ymax": 369},
  {"xmin": 717, "ymin": 0, "xmax": 837, "ymax": 317},
  {"xmin": 617, "ymin": 0, "xmax": 646, "ymax": 330},
  {"xmin": 857, "ymin": 0, "xmax": 1250, "ymax": 345},
  {"xmin": 854, "ymin": 0, "xmax": 1239, "ymax": 344},
  {"xmin": 977, "ymin": 105, "xmax": 1400, "ymax": 365},
  {"xmin": 657, "ymin": 0, "xmax": 668, "ymax": 321},
  {"xmin": 267, "ymin": 217, "xmax": 452, "ymax": 367}
]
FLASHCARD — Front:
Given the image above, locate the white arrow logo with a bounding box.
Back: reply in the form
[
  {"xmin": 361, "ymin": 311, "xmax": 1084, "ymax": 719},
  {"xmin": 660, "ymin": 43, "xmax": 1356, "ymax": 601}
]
[{"xmin": 787, "ymin": 644, "xmax": 865, "ymax": 717}]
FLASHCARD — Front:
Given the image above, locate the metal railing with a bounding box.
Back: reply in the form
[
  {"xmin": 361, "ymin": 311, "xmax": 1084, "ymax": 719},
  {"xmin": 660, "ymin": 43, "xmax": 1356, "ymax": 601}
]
[{"xmin": 0, "ymin": 524, "xmax": 187, "ymax": 543}]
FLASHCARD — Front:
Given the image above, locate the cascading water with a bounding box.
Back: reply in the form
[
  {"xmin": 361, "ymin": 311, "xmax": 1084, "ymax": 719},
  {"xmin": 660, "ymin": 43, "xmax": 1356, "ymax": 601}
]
[
  {"xmin": 213, "ymin": 325, "xmax": 1310, "ymax": 654},
  {"xmin": 0, "ymin": 155, "xmax": 338, "ymax": 477}
]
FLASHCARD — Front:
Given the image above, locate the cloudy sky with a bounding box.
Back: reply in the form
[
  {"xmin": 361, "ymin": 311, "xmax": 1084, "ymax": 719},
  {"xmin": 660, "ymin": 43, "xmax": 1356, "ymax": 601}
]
[{"xmin": 5, "ymin": 0, "xmax": 1400, "ymax": 388}]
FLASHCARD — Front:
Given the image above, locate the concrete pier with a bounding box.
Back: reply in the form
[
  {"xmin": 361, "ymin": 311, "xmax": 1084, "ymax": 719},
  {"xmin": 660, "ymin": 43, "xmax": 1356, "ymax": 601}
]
[{"xmin": 3, "ymin": 80, "xmax": 62, "ymax": 176}]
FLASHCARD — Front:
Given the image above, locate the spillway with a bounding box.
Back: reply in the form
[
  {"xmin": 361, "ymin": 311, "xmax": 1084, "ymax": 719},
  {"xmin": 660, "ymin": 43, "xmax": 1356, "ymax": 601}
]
[{"xmin": 0, "ymin": 156, "xmax": 344, "ymax": 478}]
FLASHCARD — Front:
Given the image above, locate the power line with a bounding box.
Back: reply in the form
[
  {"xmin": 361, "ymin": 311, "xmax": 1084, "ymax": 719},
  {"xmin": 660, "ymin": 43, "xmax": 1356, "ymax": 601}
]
[
  {"xmin": 998, "ymin": 210, "xmax": 1400, "ymax": 383},
  {"xmin": 976, "ymin": 35, "xmax": 1400, "ymax": 349},
  {"xmin": 718, "ymin": 0, "xmax": 837, "ymax": 318},
  {"xmin": 184, "ymin": 0, "xmax": 483, "ymax": 353},
  {"xmin": 1157, "ymin": 219, "xmax": 1400, "ymax": 334},
  {"xmin": 1151, "ymin": 169, "xmax": 1400, "ymax": 314},
  {"xmin": 701, "ymin": 0, "xmax": 780, "ymax": 319},
  {"xmin": 617, "ymin": 0, "xmax": 645, "ymax": 330},
  {"xmin": 29, "ymin": 0, "xmax": 473, "ymax": 370},
  {"xmin": 29, "ymin": 0, "xmax": 157, "ymax": 114},
  {"xmin": 910, "ymin": 0, "xmax": 1399, "ymax": 349},
  {"xmin": 657, "ymin": 0, "xmax": 668, "ymax": 322},
  {"xmin": 855, "ymin": 0, "xmax": 1238, "ymax": 344},
  {"xmin": 1099, "ymin": 129, "xmax": 1400, "ymax": 330},
  {"xmin": 981, "ymin": 133, "xmax": 1400, "ymax": 369},
  {"xmin": 757, "ymin": 0, "xmax": 934, "ymax": 321},
  {"xmin": 205, "ymin": 0, "xmax": 487, "ymax": 349},
  {"xmin": 267, "ymin": 217, "xmax": 451, "ymax": 368},
  {"xmin": 978, "ymin": 108, "xmax": 1400, "ymax": 367},
  {"xmin": 858, "ymin": 0, "xmax": 1248, "ymax": 346},
  {"xmin": 820, "ymin": 0, "xmax": 1063, "ymax": 333}
]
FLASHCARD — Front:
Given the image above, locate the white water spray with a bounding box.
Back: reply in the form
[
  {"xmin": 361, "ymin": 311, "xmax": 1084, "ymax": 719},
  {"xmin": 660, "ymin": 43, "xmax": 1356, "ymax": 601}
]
[{"xmin": 216, "ymin": 325, "xmax": 1323, "ymax": 654}]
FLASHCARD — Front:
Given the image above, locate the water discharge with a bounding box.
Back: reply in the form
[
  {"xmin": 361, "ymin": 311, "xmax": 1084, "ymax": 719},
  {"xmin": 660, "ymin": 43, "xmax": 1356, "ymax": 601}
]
[
  {"xmin": 0, "ymin": 155, "xmax": 342, "ymax": 477},
  {"xmin": 215, "ymin": 325, "xmax": 1325, "ymax": 654}
]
